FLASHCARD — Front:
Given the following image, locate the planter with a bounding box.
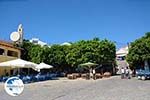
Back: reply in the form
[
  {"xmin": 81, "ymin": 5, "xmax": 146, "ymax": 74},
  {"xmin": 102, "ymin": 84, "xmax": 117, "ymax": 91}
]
[
  {"xmin": 103, "ymin": 72, "xmax": 111, "ymax": 78},
  {"xmin": 72, "ymin": 73, "xmax": 81, "ymax": 78},
  {"xmin": 81, "ymin": 74, "xmax": 87, "ymax": 79},
  {"xmin": 67, "ymin": 74, "xmax": 77, "ymax": 79},
  {"xmin": 95, "ymin": 73, "xmax": 102, "ymax": 79}
]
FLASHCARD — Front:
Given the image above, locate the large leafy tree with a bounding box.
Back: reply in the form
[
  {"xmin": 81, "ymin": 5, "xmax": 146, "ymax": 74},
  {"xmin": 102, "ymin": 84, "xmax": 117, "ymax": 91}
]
[
  {"xmin": 28, "ymin": 44, "xmax": 45, "ymax": 64},
  {"xmin": 21, "ymin": 38, "xmax": 116, "ymax": 73},
  {"xmin": 47, "ymin": 45, "xmax": 70, "ymax": 72},
  {"xmin": 127, "ymin": 32, "xmax": 150, "ymax": 69},
  {"xmin": 20, "ymin": 40, "xmax": 34, "ymax": 61},
  {"xmin": 21, "ymin": 40, "xmax": 49, "ymax": 64},
  {"xmin": 66, "ymin": 38, "xmax": 116, "ymax": 72}
]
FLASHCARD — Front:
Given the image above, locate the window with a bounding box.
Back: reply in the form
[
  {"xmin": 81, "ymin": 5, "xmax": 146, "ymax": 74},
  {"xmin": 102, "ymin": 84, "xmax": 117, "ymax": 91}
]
[
  {"xmin": 32, "ymin": 40, "xmax": 38, "ymax": 44},
  {"xmin": 116, "ymin": 56, "xmax": 126, "ymax": 61},
  {"xmin": 0, "ymin": 48, "xmax": 4, "ymax": 55},
  {"xmin": 7, "ymin": 50, "xmax": 18, "ymax": 57}
]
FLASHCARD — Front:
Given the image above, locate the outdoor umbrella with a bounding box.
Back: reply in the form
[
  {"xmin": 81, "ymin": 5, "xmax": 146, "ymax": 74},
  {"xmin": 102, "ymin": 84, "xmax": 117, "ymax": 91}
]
[
  {"xmin": 0, "ymin": 58, "xmax": 37, "ymax": 68},
  {"xmin": 35, "ymin": 62, "xmax": 53, "ymax": 72},
  {"xmin": 80, "ymin": 62, "xmax": 98, "ymax": 69},
  {"xmin": 80, "ymin": 62, "xmax": 98, "ymax": 79},
  {"xmin": 0, "ymin": 58, "xmax": 38, "ymax": 75}
]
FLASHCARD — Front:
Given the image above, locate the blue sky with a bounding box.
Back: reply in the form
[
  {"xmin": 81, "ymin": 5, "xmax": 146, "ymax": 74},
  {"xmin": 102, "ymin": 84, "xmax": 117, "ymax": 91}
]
[{"xmin": 0, "ymin": 0, "xmax": 150, "ymax": 48}]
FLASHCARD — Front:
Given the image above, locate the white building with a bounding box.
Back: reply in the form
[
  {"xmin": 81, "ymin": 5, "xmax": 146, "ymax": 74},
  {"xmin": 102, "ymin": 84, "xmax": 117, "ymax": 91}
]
[
  {"xmin": 116, "ymin": 46, "xmax": 129, "ymax": 74},
  {"xmin": 30, "ymin": 38, "xmax": 47, "ymax": 46},
  {"xmin": 116, "ymin": 46, "xmax": 129, "ymax": 60},
  {"xmin": 61, "ymin": 42, "xmax": 71, "ymax": 46}
]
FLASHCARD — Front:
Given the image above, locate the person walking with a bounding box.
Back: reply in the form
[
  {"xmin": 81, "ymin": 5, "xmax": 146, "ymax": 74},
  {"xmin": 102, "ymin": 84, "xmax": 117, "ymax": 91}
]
[
  {"xmin": 92, "ymin": 69, "xmax": 96, "ymax": 80},
  {"xmin": 89, "ymin": 69, "xmax": 93, "ymax": 79},
  {"xmin": 125, "ymin": 67, "xmax": 130, "ymax": 79},
  {"xmin": 121, "ymin": 67, "xmax": 125, "ymax": 79}
]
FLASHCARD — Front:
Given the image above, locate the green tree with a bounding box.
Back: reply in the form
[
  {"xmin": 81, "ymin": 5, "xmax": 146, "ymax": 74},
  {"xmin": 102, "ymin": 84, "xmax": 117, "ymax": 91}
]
[
  {"xmin": 127, "ymin": 32, "xmax": 150, "ymax": 69},
  {"xmin": 21, "ymin": 40, "xmax": 49, "ymax": 64},
  {"xmin": 47, "ymin": 45, "xmax": 69, "ymax": 72},
  {"xmin": 20, "ymin": 38, "xmax": 116, "ymax": 73},
  {"xmin": 66, "ymin": 38, "xmax": 116, "ymax": 73},
  {"xmin": 29, "ymin": 45, "xmax": 44, "ymax": 63},
  {"xmin": 20, "ymin": 40, "xmax": 34, "ymax": 61}
]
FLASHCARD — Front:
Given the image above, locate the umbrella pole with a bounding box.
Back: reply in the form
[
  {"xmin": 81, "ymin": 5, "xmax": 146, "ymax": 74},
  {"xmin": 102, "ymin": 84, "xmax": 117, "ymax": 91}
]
[
  {"xmin": 5, "ymin": 68, "xmax": 6, "ymax": 76},
  {"xmin": 89, "ymin": 66, "xmax": 91, "ymax": 80},
  {"xmin": 17, "ymin": 68, "xmax": 19, "ymax": 75},
  {"xmin": 28, "ymin": 68, "xmax": 29, "ymax": 75}
]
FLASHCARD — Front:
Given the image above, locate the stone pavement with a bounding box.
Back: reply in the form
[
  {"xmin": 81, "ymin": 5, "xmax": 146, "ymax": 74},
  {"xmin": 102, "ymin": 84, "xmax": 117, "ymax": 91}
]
[{"xmin": 0, "ymin": 76, "xmax": 150, "ymax": 100}]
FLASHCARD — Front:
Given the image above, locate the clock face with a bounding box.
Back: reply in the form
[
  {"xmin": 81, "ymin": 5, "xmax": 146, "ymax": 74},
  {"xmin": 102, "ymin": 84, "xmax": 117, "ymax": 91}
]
[{"xmin": 10, "ymin": 32, "xmax": 20, "ymax": 42}]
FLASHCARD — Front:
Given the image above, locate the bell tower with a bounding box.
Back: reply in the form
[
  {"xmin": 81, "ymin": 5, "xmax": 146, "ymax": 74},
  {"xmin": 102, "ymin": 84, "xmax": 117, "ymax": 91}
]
[{"xmin": 17, "ymin": 24, "xmax": 23, "ymax": 45}]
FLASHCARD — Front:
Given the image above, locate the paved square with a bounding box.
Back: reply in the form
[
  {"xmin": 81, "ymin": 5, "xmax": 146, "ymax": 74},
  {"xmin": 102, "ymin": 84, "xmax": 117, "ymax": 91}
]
[{"xmin": 0, "ymin": 76, "xmax": 150, "ymax": 100}]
